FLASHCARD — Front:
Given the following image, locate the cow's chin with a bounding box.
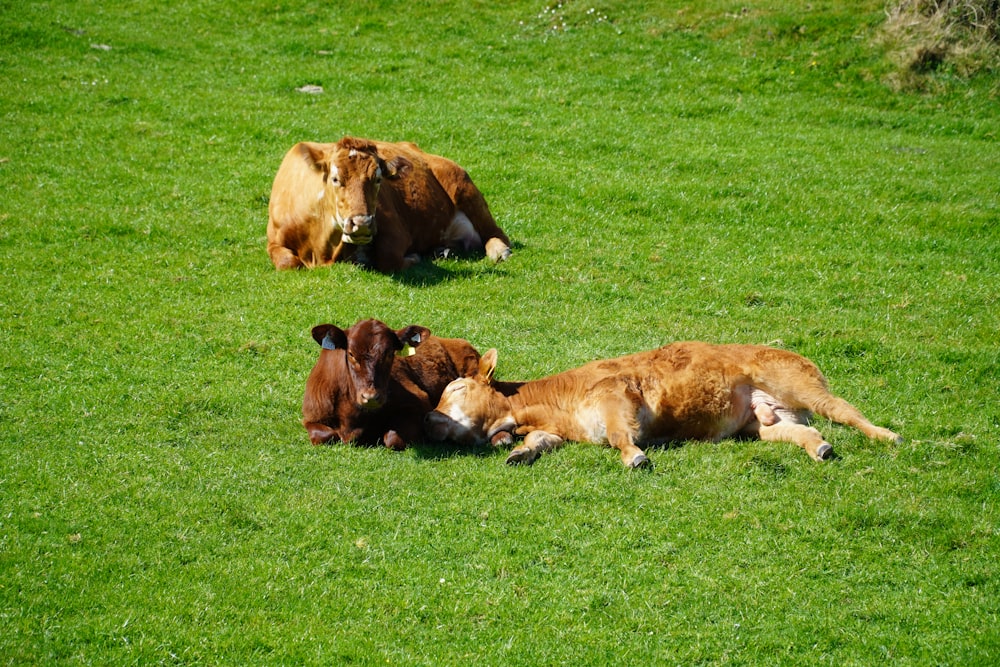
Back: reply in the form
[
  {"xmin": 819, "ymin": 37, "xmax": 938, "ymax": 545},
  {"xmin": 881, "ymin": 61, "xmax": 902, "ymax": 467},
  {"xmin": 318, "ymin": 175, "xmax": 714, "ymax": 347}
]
[{"xmin": 342, "ymin": 233, "xmax": 373, "ymax": 246}]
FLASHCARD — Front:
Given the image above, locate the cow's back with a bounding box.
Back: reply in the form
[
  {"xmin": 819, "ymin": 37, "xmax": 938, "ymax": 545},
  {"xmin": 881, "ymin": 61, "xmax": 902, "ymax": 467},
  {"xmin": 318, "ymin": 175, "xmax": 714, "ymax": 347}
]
[{"xmin": 511, "ymin": 342, "xmax": 766, "ymax": 441}]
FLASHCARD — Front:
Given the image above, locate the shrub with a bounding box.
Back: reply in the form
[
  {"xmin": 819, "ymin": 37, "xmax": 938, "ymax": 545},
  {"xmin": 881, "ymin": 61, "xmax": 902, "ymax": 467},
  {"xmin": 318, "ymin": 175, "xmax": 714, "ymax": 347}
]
[{"xmin": 879, "ymin": 0, "xmax": 1000, "ymax": 89}]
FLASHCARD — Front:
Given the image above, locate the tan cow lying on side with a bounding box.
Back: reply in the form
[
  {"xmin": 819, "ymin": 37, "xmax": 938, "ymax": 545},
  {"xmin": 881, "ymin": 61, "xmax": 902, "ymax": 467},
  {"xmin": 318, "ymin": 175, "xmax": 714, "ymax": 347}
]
[
  {"xmin": 424, "ymin": 342, "xmax": 902, "ymax": 468},
  {"xmin": 267, "ymin": 137, "xmax": 512, "ymax": 273}
]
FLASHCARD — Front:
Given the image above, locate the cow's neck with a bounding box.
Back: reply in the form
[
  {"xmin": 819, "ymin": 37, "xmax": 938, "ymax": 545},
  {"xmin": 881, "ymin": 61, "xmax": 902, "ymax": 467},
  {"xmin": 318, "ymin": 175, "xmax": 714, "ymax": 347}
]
[{"xmin": 506, "ymin": 379, "xmax": 565, "ymax": 434}]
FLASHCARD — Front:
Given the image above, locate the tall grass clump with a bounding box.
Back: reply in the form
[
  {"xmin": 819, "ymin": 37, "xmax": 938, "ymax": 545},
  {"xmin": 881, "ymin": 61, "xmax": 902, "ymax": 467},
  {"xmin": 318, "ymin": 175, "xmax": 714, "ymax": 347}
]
[{"xmin": 879, "ymin": 0, "xmax": 1000, "ymax": 88}]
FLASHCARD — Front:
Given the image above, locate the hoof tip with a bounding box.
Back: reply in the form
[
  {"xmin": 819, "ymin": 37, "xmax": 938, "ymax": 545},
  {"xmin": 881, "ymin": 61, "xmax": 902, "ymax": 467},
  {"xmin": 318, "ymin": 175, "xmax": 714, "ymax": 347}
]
[
  {"xmin": 506, "ymin": 449, "xmax": 534, "ymax": 466},
  {"xmin": 628, "ymin": 454, "xmax": 652, "ymax": 470}
]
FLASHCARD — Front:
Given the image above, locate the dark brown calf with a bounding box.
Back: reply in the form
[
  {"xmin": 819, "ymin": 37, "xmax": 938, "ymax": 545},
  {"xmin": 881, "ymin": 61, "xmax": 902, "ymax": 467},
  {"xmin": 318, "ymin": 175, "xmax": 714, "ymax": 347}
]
[{"xmin": 302, "ymin": 319, "xmax": 480, "ymax": 450}]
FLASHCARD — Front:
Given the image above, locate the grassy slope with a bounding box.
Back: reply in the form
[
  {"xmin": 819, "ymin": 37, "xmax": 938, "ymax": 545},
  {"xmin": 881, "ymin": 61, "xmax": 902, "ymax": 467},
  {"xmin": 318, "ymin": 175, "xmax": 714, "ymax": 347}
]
[{"xmin": 1, "ymin": 0, "xmax": 998, "ymax": 664}]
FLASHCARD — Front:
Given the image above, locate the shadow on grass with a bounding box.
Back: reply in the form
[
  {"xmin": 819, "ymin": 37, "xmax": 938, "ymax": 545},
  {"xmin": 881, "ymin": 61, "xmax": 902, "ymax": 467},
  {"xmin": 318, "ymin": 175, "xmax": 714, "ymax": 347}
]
[
  {"xmin": 407, "ymin": 440, "xmax": 505, "ymax": 461},
  {"xmin": 408, "ymin": 438, "xmax": 691, "ymax": 467},
  {"xmin": 387, "ymin": 240, "xmax": 526, "ymax": 287}
]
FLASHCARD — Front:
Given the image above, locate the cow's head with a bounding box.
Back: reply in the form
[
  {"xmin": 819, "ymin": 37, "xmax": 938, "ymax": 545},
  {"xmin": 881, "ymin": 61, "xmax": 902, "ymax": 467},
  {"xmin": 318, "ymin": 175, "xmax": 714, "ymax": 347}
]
[
  {"xmin": 312, "ymin": 319, "xmax": 430, "ymax": 410},
  {"xmin": 425, "ymin": 349, "xmax": 514, "ymax": 445},
  {"xmin": 298, "ymin": 137, "xmax": 411, "ymax": 246}
]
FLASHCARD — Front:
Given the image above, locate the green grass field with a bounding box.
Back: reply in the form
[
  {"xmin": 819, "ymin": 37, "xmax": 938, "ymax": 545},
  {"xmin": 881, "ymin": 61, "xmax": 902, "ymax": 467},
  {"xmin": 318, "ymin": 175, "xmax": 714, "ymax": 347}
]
[{"xmin": 2, "ymin": 0, "xmax": 998, "ymax": 664}]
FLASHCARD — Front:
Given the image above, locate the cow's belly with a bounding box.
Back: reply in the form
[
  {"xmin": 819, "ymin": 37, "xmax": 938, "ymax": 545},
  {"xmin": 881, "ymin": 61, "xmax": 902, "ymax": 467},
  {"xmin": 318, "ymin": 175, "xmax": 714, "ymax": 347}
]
[{"xmin": 642, "ymin": 382, "xmax": 755, "ymax": 443}]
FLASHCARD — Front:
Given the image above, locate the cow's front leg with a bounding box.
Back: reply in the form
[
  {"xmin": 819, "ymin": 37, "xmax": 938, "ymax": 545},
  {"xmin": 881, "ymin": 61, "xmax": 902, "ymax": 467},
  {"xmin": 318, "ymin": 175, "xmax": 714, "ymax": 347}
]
[
  {"xmin": 491, "ymin": 430, "xmax": 515, "ymax": 447},
  {"xmin": 608, "ymin": 431, "xmax": 651, "ymax": 469},
  {"xmin": 303, "ymin": 421, "xmax": 338, "ymax": 445},
  {"xmin": 506, "ymin": 430, "xmax": 563, "ymax": 465},
  {"xmin": 598, "ymin": 393, "xmax": 651, "ymax": 469},
  {"xmin": 370, "ymin": 222, "xmax": 421, "ymax": 273},
  {"xmin": 372, "ymin": 244, "xmax": 418, "ymax": 273}
]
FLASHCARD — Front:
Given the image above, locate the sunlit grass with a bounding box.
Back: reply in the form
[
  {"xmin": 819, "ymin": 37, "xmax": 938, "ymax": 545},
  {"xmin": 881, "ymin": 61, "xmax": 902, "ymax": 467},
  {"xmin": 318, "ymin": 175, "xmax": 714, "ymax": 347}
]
[{"xmin": 2, "ymin": 0, "xmax": 998, "ymax": 664}]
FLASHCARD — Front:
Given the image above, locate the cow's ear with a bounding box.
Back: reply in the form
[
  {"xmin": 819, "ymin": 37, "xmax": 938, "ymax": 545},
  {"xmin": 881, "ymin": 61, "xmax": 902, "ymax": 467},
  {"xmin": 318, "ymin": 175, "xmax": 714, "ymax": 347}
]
[
  {"xmin": 396, "ymin": 325, "xmax": 431, "ymax": 357},
  {"xmin": 382, "ymin": 155, "xmax": 412, "ymax": 179},
  {"xmin": 297, "ymin": 142, "xmax": 330, "ymax": 171},
  {"xmin": 478, "ymin": 348, "xmax": 498, "ymax": 384},
  {"xmin": 312, "ymin": 324, "xmax": 347, "ymax": 350}
]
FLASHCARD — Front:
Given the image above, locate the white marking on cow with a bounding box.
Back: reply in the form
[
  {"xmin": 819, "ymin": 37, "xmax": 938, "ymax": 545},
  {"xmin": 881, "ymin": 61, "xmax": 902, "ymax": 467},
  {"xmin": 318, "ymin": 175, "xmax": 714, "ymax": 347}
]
[
  {"xmin": 576, "ymin": 406, "xmax": 608, "ymax": 443},
  {"xmin": 447, "ymin": 404, "xmax": 477, "ymax": 433},
  {"xmin": 317, "ymin": 189, "xmax": 326, "ymax": 200},
  {"xmin": 349, "ymin": 149, "xmax": 358, "ymax": 157},
  {"xmin": 442, "ymin": 211, "xmax": 481, "ymax": 249}
]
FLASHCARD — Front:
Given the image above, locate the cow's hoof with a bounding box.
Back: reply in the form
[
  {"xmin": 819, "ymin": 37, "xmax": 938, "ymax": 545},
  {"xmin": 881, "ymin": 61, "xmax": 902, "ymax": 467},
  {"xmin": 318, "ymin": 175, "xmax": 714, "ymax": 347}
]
[
  {"xmin": 486, "ymin": 238, "xmax": 512, "ymax": 263},
  {"xmin": 491, "ymin": 431, "xmax": 514, "ymax": 447},
  {"xmin": 628, "ymin": 454, "xmax": 652, "ymax": 470},
  {"xmin": 814, "ymin": 442, "xmax": 833, "ymax": 461},
  {"xmin": 874, "ymin": 427, "xmax": 903, "ymax": 444},
  {"xmin": 506, "ymin": 448, "xmax": 536, "ymax": 466}
]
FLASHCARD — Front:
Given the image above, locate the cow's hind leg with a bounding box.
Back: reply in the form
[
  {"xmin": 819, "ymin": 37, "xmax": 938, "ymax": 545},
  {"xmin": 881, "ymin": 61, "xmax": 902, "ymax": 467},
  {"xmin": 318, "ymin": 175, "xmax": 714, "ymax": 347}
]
[
  {"xmin": 750, "ymin": 391, "xmax": 832, "ymax": 461},
  {"xmin": 451, "ymin": 178, "xmax": 511, "ymax": 262},
  {"xmin": 507, "ymin": 430, "xmax": 563, "ymax": 465},
  {"xmin": 808, "ymin": 393, "xmax": 902, "ymax": 444},
  {"xmin": 756, "ymin": 351, "xmax": 902, "ymax": 445}
]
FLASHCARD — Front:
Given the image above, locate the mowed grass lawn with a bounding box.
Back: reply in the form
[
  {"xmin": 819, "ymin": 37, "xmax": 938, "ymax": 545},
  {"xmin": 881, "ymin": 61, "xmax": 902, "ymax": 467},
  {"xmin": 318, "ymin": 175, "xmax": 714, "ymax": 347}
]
[{"xmin": 2, "ymin": 0, "xmax": 998, "ymax": 664}]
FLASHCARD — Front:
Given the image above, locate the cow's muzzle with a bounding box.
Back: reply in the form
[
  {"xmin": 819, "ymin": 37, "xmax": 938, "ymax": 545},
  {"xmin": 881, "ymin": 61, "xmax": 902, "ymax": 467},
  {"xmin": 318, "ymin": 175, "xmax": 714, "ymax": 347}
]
[
  {"xmin": 423, "ymin": 411, "xmax": 447, "ymax": 440},
  {"xmin": 341, "ymin": 214, "xmax": 375, "ymax": 245},
  {"xmin": 358, "ymin": 388, "xmax": 383, "ymax": 410}
]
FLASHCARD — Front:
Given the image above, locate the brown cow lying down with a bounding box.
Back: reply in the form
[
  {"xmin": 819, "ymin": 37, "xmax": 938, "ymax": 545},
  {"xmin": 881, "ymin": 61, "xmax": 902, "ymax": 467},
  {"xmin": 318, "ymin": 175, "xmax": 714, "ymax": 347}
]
[
  {"xmin": 425, "ymin": 342, "xmax": 902, "ymax": 468},
  {"xmin": 303, "ymin": 319, "xmax": 480, "ymax": 451},
  {"xmin": 267, "ymin": 137, "xmax": 512, "ymax": 273}
]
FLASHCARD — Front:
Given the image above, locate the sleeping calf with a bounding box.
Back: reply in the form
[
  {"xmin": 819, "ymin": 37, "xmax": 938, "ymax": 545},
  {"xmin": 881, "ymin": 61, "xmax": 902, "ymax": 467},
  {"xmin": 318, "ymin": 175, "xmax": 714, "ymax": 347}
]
[
  {"xmin": 425, "ymin": 342, "xmax": 901, "ymax": 468},
  {"xmin": 303, "ymin": 318, "xmax": 480, "ymax": 450}
]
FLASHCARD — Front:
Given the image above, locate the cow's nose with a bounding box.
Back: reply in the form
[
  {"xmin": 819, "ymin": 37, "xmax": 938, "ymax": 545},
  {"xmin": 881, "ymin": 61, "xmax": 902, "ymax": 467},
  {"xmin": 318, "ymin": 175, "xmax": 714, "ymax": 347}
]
[
  {"xmin": 359, "ymin": 389, "xmax": 382, "ymax": 409},
  {"xmin": 343, "ymin": 214, "xmax": 374, "ymax": 235}
]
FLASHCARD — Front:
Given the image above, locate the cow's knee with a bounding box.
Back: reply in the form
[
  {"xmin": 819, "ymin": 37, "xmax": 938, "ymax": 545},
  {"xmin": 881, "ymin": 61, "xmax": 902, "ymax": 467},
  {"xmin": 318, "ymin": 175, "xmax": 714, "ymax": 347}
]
[
  {"xmin": 271, "ymin": 247, "xmax": 303, "ymax": 270},
  {"xmin": 383, "ymin": 430, "xmax": 406, "ymax": 451},
  {"xmin": 491, "ymin": 430, "xmax": 514, "ymax": 447}
]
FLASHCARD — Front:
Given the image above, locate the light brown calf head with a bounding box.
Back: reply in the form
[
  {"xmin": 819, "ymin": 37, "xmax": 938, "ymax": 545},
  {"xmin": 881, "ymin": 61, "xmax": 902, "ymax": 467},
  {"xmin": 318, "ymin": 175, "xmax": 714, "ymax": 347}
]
[{"xmin": 425, "ymin": 349, "xmax": 513, "ymax": 446}]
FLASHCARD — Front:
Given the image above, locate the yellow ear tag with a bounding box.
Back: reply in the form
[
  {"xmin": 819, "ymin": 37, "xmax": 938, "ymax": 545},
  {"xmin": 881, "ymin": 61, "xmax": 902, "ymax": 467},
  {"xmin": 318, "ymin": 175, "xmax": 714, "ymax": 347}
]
[{"xmin": 397, "ymin": 344, "xmax": 416, "ymax": 358}]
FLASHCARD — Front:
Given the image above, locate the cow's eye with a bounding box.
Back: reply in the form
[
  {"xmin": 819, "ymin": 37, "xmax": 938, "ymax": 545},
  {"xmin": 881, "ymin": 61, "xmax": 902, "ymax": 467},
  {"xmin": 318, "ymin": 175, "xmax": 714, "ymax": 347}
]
[{"xmin": 330, "ymin": 176, "xmax": 341, "ymax": 187}]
